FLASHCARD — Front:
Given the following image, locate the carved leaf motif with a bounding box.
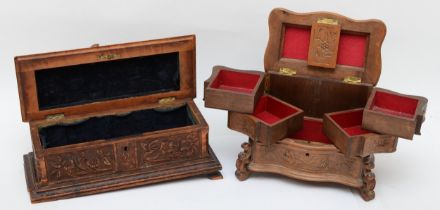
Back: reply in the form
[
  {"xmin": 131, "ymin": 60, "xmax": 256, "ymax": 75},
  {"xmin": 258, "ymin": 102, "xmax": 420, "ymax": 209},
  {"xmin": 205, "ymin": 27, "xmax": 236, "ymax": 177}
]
[
  {"xmin": 139, "ymin": 132, "xmax": 199, "ymax": 167},
  {"xmin": 46, "ymin": 146, "xmax": 115, "ymax": 181},
  {"xmin": 258, "ymin": 145, "xmax": 363, "ymax": 176}
]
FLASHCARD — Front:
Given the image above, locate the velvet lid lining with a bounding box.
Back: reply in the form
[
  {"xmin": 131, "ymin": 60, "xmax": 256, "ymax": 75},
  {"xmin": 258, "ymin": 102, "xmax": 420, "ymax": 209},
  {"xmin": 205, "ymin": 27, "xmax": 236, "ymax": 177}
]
[
  {"xmin": 35, "ymin": 52, "xmax": 180, "ymax": 110},
  {"xmin": 282, "ymin": 26, "xmax": 368, "ymax": 68},
  {"xmin": 39, "ymin": 105, "xmax": 195, "ymax": 149}
]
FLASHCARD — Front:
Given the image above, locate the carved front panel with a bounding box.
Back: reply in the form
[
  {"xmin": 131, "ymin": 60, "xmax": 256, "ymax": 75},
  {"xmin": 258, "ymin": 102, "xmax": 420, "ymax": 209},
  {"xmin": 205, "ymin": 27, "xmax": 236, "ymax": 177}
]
[
  {"xmin": 308, "ymin": 20, "xmax": 341, "ymax": 68},
  {"xmin": 116, "ymin": 142, "xmax": 138, "ymax": 171},
  {"xmin": 137, "ymin": 131, "xmax": 200, "ymax": 168},
  {"xmin": 46, "ymin": 146, "xmax": 115, "ymax": 182},
  {"xmin": 255, "ymin": 143, "xmax": 362, "ymax": 179}
]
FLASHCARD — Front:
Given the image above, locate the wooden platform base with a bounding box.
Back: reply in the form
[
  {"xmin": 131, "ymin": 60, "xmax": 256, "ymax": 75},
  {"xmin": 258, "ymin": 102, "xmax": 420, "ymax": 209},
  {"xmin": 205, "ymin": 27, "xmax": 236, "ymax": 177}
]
[{"xmin": 24, "ymin": 147, "xmax": 222, "ymax": 203}]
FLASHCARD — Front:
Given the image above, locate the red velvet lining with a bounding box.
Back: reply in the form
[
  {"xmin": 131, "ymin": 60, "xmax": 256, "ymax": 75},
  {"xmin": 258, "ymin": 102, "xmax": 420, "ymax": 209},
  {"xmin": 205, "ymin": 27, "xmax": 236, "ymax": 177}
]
[
  {"xmin": 370, "ymin": 91, "xmax": 419, "ymax": 118},
  {"xmin": 281, "ymin": 26, "xmax": 368, "ymax": 67},
  {"xmin": 329, "ymin": 109, "xmax": 372, "ymax": 136},
  {"xmin": 253, "ymin": 96, "xmax": 299, "ymax": 124},
  {"xmin": 210, "ymin": 69, "xmax": 261, "ymax": 93},
  {"xmin": 337, "ymin": 33, "xmax": 367, "ymax": 67},
  {"xmin": 282, "ymin": 27, "xmax": 311, "ymax": 60},
  {"xmin": 290, "ymin": 119, "xmax": 331, "ymax": 144}
]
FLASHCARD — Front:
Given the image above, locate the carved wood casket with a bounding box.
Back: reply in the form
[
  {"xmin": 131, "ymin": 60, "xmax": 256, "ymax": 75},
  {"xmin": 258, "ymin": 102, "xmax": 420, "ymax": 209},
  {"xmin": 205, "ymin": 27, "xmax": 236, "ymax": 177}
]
[
  {"xmin": 203, "ymin": 9, "xmax": 427, "ymax": 201},
  {"xmin": 15, "ymin": 35, "xmax": 222, "ymax": 203}
]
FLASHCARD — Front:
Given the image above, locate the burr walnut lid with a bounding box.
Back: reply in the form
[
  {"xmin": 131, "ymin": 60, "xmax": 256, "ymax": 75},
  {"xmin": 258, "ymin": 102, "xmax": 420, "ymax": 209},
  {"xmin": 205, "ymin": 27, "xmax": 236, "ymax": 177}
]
[{"xmin": 15, "ymin": 35, "xmax": 196, "ymax": 121}]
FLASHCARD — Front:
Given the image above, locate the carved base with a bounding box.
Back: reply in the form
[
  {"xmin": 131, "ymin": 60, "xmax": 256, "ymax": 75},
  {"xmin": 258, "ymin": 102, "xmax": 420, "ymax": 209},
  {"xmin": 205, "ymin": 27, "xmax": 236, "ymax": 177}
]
[
  {"xmin": 235, "ymin": 141, "xmax": 253, "ymax": 181},
  {"xmin": 359, "ymin": 155, "xmax": 376, "ymax": 201},
  {"xmin": 23, "ymin": 147, "xmax": 222, "ymax": 203},
  {"xmin": 234, "ymin": 139, "xmax": 378, "ymax": 201}
]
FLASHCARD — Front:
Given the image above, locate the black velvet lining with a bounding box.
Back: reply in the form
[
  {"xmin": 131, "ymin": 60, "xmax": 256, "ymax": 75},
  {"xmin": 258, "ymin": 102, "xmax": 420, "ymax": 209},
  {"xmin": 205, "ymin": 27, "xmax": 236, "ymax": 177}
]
[
  {"xmin": 39, "ymin": 105, "xmax": 195, "ymax": 149},
  {"xmin": 35, "ymin": 52, "xmax": 180, "ymax": 110}
]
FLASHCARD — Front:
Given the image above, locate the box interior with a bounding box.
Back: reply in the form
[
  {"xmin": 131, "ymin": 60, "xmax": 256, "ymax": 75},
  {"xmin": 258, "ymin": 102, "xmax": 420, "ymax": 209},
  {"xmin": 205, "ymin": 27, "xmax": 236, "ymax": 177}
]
[
  {"xmin": 39, "ymin": 105, "xmax": 195, "ymax": 149},
  {"xmin": 269, "ymin": 74, "xmax": 371, "ymax": 118},
  {"xmin": 281, "ymin": 25, "xmax": 368, "ymax": 68},
  {"xmin": 329, "ymin": 109, "xmax": 373, "ymax": 136},
  {"xmin": 369, "ymin": 91, "xmax": 418, "ymax": 118},
  {"xmin": 35, "ymin": 52, "xmax": 180, "ymax": 110},
  {"xmin": 210, "ymin": 69, "xmax": 261, "ymax": 93},
  {"xmin": 289, "ymin": 118, "xmax": 331, "ymax": 144},
  {"xmin": 253, "ymin": 96, "xmax": 299, "ymax": 124}
]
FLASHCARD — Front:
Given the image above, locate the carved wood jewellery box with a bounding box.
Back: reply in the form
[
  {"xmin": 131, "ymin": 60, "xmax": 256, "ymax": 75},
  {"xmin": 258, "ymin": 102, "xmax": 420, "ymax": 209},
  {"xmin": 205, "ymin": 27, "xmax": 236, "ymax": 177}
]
[
  {"xmin": 15, "ymin": 35, "xmax": 222, "ymax": 203},
  {"xmin": 204, "ymin": 9, "xmax": 428, "ymax": 201}
]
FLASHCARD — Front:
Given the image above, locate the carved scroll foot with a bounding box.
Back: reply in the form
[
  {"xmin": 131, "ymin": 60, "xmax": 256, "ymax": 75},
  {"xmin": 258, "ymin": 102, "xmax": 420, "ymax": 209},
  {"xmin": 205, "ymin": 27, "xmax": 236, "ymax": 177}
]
[
  {"xmin": 235, "ymin": 141, "xmax": 253, "ymax": 181},
  {"xmin": 207, "ymin": 171, "xmax": 223, "ymax": 180},
  {"xmin": 360, "ymin": 155, "xmax": 376, "ymax": 201}
]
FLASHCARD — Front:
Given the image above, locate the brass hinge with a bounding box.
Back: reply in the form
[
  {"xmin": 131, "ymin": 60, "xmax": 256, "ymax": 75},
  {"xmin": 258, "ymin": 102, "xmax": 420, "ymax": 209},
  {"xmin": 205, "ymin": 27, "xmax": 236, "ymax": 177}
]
[
  {"xmin": 158, "ymin": 97, "xmax": 176, "ymax": 105},
  {"xmin": 46, "ymin": 113, "xmax": 65, "ymax": 121},
  {"xmin": 317, "ymin": 18, "xmax": 339, "ymax": 25},
  {"xmin": 97, "ymin": 53, "xmax": 120, "ymax": 60},
  {"xmin": 343, "ymin": 76, "xmax": 362, "ymax": 84},
  {"xmin": 279, "ymin": 67, "xmax": 297, "ymax": 76}
]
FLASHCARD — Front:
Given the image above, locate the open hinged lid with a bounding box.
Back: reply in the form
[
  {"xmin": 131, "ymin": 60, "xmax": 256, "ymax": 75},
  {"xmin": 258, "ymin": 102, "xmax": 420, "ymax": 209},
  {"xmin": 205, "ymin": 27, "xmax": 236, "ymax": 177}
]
[
  {"xmin": 15, "ymin": 35, "xmax": 196, "ymax": 122},
  {"xmin": 264, "ymin": 8, "xmax": 386, "ymax": 85}
]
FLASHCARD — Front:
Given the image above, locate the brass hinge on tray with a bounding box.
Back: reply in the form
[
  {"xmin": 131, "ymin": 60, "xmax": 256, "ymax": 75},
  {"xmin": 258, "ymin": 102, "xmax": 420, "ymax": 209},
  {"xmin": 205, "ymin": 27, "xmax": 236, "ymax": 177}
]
[
  {"xmin": 158, "ymin": 97, "xmax": 176, "ymax": 105},
  {"xmin": 343, "ymin": 76, "xmax": 362, "ymax": 84},
  {"xmin": 279, "ymin": 67, "xmax": 297, "ymax": 76},
  {"xmin": 45, "ymin": 113, "xmax": 65, "ymax": 121}
]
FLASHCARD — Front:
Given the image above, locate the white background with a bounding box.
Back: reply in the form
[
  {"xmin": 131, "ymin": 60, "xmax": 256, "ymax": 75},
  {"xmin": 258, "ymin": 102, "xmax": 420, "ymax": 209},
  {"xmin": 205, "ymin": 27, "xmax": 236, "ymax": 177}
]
[{"xmin": 1, "ymin": 0, "xmax": 439, "ymax": 209}]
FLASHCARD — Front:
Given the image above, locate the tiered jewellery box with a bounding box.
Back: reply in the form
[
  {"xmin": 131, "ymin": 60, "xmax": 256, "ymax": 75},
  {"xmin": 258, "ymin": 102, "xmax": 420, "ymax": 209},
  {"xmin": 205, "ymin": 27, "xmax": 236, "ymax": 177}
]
[
  {"xmin": 203, "ymin": 9, "xmax": 427, "ymax": 201},
  {"xmin": 15, "ymin": 35, "xmax": 222, "ymax": 203}
]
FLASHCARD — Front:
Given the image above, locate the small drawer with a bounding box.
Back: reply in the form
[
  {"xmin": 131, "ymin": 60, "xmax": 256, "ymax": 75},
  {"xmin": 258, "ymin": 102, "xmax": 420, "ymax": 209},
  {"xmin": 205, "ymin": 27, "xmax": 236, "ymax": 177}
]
[
  {"xmin": 228, "ymin": 95, "xmax": 303, "ymax": 145},
  {"xmin": 204, "ymin": 66, "xmax": 265, "ymax": 113},
  {"xmin": 362, "ymin": 88, "xmax": 428, "ymax": 139},
  {"xmin": 324, "ymin": 108, "xmax": 398, "ymax": 157}
]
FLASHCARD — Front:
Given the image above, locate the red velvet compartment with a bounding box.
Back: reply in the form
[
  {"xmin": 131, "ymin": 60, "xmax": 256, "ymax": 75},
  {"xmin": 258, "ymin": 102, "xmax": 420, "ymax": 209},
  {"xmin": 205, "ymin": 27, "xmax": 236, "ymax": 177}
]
[
  {"xmin": 290, "ymin": 119, "xmax": 331, "ymax": 144},
  {"xmin": 370, "ymin": 91, "xmax": 419, "ymax": 118},
  {"xmin": 329, "ymin": 109, "xmax": 373, "ymax": 136},
  {"xmin": 253, "ymin": 96, "xmax": 299, "ymax": 124},
  {"xmin": 282, "ymin": 26, "xmax": 368, "ymax": 67},
  {"xmin": 210, "ymin": 69, "xmax": 261, "ymax": 93}
]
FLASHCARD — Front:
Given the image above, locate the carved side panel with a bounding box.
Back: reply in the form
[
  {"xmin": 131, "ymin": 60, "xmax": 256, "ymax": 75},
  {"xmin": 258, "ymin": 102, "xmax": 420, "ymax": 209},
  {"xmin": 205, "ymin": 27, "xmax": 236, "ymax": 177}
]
[
  {"xmin": 116, "ymin": 142, "xmax": 138, "ymax": 171},
  {"xmin": 137, "ymin": 131, "xmax": 200, "ymax": 168},
  {"xmin": 362, "ymin": 135, "xmax": 398, "ymax": 156},
  {"xmin": 46, "ymin": 146, "xmax": 115, "ymax": 182},
  {"xmin": 254, "ymin": 143, "xmax": 362, "ymax": 179}
]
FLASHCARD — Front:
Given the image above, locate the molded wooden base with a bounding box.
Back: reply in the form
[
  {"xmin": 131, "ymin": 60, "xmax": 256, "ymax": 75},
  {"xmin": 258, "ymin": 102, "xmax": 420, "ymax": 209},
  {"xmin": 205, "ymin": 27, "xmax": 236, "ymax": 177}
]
[
  {"xmin": 24, "ymin": 147, "xmax": 222, "ymax": 203},
  {"xmin": 235, "ymin": 139, "xmax": 376, "ymax": 201}
]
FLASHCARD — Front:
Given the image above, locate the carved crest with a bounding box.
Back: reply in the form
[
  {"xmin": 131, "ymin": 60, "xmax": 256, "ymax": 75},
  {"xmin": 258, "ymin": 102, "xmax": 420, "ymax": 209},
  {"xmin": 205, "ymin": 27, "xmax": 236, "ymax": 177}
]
[{"xmin": 307, "ymin": 20, "xmax": 341, "ymax": 68}]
